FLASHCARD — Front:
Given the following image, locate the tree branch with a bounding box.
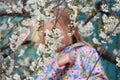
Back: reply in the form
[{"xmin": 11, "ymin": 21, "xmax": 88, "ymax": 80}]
[
  {"xmin": 97, "ymin": 49, "xmax": 117, "ymax": 64},
  {"xmin": 82, "ymin": 10, "xmax": 100, "ymax": 26},
  {"xmin": 0, "ymin": 40, "xmax": 31, "ymax": 58},
  {"xmin": 0, "ymin": 11, "xmax": 31, "ymax": 18},
  {"xmin": 0, "ymin": 40, "xmax": 117, "ymax": 65}
]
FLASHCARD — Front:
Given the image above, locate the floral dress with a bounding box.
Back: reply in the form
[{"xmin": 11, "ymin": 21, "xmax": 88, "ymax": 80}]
[{"xmin": 36, "ymin": 43, "xmax": 108, "ymax": 80}]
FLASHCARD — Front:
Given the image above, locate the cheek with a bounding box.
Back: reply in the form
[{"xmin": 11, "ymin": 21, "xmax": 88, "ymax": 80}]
[{"xmin": 61, "ymin": 33, "xmax": 72, "ymax": 45}]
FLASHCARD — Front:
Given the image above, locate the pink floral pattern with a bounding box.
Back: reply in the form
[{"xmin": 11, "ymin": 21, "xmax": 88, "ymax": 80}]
[{"xmin": 36, "ymin": 44, "xmax": 108, "ymax": 80}]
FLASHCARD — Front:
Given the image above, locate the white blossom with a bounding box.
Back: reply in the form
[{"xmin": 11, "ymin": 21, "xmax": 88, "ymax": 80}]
[
  {"xmin": 0, "ymin": 2, "xmax": 8, "ymax": 9},
  {"xmin": 15, "ymin": 1, "xmax": 23, "ymax": 13},
  {"xmin": 7, "ymin": 18, "xmax": 14, "ymax": 29},
  {"xmin": 93, "ymin": 37, "xmax": 101, "ymax": 45},
  {"xmin": 18, "ymin": 59, "xmax": 24, "ymax": 66},
  {"xmin": 101, "ymin": 4, "xmax": 109, "ymax": 12},
  {"xmin": 102, "ymin": 14, "xmax": 119, "ymax": 34},
  {"xmin": 78, "ymin": 21, "xmax": 94, "ymax": 37},
  {"xmin": 24, "ymin": 76, "xmax": 34, "ymax": 80},
  {"xmin": 9, "ymin": 27, "xmax": 30, "ymax": 51},
  {"xmin": 18, "ymin": 49, "xmax": 25, "ymax": 57},
  {"xmin": 99, "ymin": 31, "xmax": 113, "ymax": 44},
  {"xmin": 6, "ymin": 9, "xmax": 12, "ymax": 13},
  {"xmin": 9, "ymin": 32, "xmax": 19, "ymax": 51},
  {"xmin": 6, "ymin": 59, "xmax": 15, "ymax": 75},
  {"xmin": 101, "ymin": 40, "xmax": 107, "ymax": 44},
  {"xmin": 37, "ymin": 28, "xmax": 64, "ymax": 54},
  {"xmin": 112, "ymin": 0, "xmax": 120, "ymax": 11},
  {"xmin": 37, "ymin": 44, "xmax": 46, "ymax": 55},
  {"xmin": 116, "ymin": 57, "xmax": 120, "ymax": 67},
  {"xmin": 0, "ymin": 23, "xmax": 7, "ymax": 31},
  {"xmin": 12, "ymin": 4, "xmax": 17, "ymax": 11},
  {"xmin": 22, "ymin": 19, "xmax": 32, "ymax": 26},
  {"xmin": 26, "ymin": 0, "xmax": 38, "ymax": 4},
  {"xmin": 23, "ymin": 70, "xmax": 30, "ymax": 77},
  {"xmin": 24, "ymin": 57, "xmax": 31, "ymax": 66},
  {"xmin": 18, "ymin": 57, "xmax": 31, "ymax": 67},
  {"xmin": 81, "ymin": 6, "xmax": 93, "ymax": 13},
  {"xmin": 112, "ymin": 24, "xmax": 120, "ymax": 35},
  {"xmin": 113, "ymin": 49, "xmax": 120, "ymax": 55},
  {"xmin": 30, "ymin": 62, "xmax": 36, "ymax": 71},
  {"xmin": 6, "ymin": 77, "xmax": 12, "ymax": 80},
  {"xmin": 24, "ymin": 5, "xmax": 32, "ymax": 12},
  {"xmin": 68, "ymin": 3, "xmax": 78, "ymax": 21},
  {"xmin": 99, "ymin": 31, "xmax": 107, "ymax": 39},
  {"xmin": 13, "ymin": 73, "xmax": 21, "ymax": 80}
]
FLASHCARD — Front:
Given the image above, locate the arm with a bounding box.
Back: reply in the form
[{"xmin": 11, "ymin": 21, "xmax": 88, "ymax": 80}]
[
  {"xmin": 81, "ymin": 46, "xmax": 108, "ymax": 80},
  {"xmin": 36, "ymin": 59, "xmax": 65, "ymax": 80}
]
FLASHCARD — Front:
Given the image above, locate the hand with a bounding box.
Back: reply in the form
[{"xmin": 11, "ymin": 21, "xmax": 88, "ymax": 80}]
[{"xmin": 57, "ymin": 54, "xmax": 75, "ymax": 67}]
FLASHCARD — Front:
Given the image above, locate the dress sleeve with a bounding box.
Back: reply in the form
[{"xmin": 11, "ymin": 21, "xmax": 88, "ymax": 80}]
[
  {"xmin": 81, "ymin": 46, "xmax": 108, "ymax": 80},
  {"xmin": 36, "ymin": 59, "xmax": 65, "ymax": 80}
]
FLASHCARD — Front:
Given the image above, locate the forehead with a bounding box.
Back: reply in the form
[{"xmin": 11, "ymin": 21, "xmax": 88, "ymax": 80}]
[{"xmin": 43, "ymin": 21, "xmax": 63, "ymax": 31}]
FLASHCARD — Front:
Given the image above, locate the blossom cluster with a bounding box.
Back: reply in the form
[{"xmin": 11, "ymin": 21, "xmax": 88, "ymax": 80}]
[
  {"xmin": 37, "ymin": 28, "xmax": 64, "ymax": 54},
  {"xmin": 9, "ymin": 27, "xmax": 30, "ymax": 51},
  {"xmin": 112, "ymin": 0, "xmax": 120, "ymax": 11},
  {"xmin": 102, "ymin": 14, "xmax": 119, "ymax": 34}
]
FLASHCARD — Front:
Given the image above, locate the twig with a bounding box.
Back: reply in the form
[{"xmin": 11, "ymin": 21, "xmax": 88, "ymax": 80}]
[
  {"xmin": 34, "ymin": 52, "xmax": 44, "ymax": 70},
  {"xmin": 83, "ymin": 0, "xmax": 118, "ymax": 26},
  {"xmin": 52, "ymin": 0, "xmax": 65, "ymax": 9},
  {"xmin": 87, "ymin": 18, "xmax": 120, "ymax": 79},
  {"xmin": 82, "ymin": 9, "xmax": 119, "ymax": 26},
  {"xmin": 0, "ymin": 44, "xmax": 10, "ymax": 52},
  {"xmin": 0, "ymin": 40, "xmax": 31, "ymax": 58},
  {"xmin": 111, "ymin": 21, "xmax": 120, "ymax": 34},
  {"xmin": 86, "ymin": 48, "xmax": 106, "ymax": 80},
  {"xmin": 82, "ymin": 0, "xmax": 102, "ymax": 26},
  {"xmin": 82, "ymin": 10, "xmax": 100, "ymax": 26}
]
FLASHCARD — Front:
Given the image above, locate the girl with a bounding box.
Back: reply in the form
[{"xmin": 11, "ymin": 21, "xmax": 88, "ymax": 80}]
[{"xmin": 31, "ymin": 8, "xmax": 108, "ymax": 80}]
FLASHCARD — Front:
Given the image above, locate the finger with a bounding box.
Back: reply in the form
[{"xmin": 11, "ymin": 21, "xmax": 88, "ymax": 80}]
[
  {"xmin": 70, "ymin": 55, "xmax": 75, "ymax": 61},
  {"xmin": 60, "ymin": 53, "xmax": 65, "ymax": 57},
  {"xmin": 70, "ymin": 57, "xmax": 75, "ymax": 65},
  {"xmin": 69, "ymin": 60, "xmax": 74, "ymax": 66},
  {"xmin": 65, "ymin": 54, "xmax": 71, "ymax": 66}
]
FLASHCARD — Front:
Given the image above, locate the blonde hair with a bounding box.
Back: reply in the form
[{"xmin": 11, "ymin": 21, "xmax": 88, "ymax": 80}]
[{"xmin": 31, "ymin": 7, "xmax": 91, "ymax": 47}]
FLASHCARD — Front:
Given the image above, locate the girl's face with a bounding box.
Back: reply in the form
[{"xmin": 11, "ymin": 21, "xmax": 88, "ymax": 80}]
[{"xmin": 43, "ymin": 21, "xmax": 72, "ymax": 52}]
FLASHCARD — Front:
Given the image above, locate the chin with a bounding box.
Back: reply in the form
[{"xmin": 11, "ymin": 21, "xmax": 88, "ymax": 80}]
[
  {"xmin": 56, "ymin": 44, "xmax": 68, "ymax": 52},
  {"xmin": 56, "ymin": 47, "xmax": 64, "ymax": 52}
]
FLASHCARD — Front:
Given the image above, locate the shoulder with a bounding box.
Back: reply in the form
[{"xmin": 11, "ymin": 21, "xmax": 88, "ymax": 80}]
[
  {"xmin": 61, "ymin": 43, "xmax": 98, "ymax": 55},
  {"xmin": 61, "ymin": 42, "xmax": 85, "ymax": 53},
  {"xmin": 80, "ymin": 45, "xmax": 96, "ymax": 52},
  {"xmin": 77, "ymin": 45, "xmax": 98, "ymax": 56}
]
